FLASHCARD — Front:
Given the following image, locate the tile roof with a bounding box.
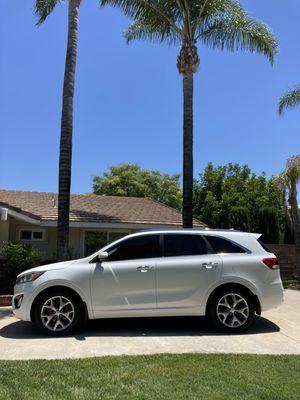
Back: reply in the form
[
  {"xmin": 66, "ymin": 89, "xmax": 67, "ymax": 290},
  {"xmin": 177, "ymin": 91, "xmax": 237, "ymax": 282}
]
[{"xmin": 0, "ymin": 190, "xmax": 205, "ymax": 227}]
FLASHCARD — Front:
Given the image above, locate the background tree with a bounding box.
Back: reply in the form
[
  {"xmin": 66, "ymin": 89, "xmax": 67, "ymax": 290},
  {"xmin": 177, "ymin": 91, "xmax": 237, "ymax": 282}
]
[
  {"xmin": 228, "ymin": 206, "xmax": 250, "ymax": 232},
  {"xmin": 35, "ymin": 0, "xmax": 82, "ymax": 261},
  {"xmin": 93, "ymin": 163, "xmax": 182, "ymax": 209},
  {"xmin": 258, "ymin": 207, "xmax": 280, "ymax": 244},
  {"xmin": 193, "ymin": 162, "xmax": 284, "ymax": 239},
  {"xmin": 273, "ymin": 173, "xmax": 294, "ymax": 244},
  {"xmin": 278, "ymin": 85, "xmax": 300, "ymax": 115},
  {"xmin": 280, "ymin": 156, "xmax": 300, "ymax": 281},
  {"xmin": 100, "ymin": 0, "xmax": 278, "ymax": 228}
]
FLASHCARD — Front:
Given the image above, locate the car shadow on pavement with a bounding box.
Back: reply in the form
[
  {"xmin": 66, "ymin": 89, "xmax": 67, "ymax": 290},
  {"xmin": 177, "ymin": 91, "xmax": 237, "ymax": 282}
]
[
  {"xmin": 0, "ymin": 308, "xmax": 12, "ymax": 319},
  {"xmin": 0, "ymin": 315, "xmax": 280, "ymax": 340}
]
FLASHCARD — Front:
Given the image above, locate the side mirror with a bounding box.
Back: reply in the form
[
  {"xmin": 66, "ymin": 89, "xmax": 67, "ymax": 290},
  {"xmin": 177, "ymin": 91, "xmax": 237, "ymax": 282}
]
[{"xmin": 97, "ymin": 251, "xmax": 108, "ymax": 262}]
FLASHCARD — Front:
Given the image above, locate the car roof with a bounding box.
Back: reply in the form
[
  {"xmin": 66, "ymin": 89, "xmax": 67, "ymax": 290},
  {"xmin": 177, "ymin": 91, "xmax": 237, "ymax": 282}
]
[{"xmin": 128, "ymin": 229, "xmax": 260, "ymax": 238}]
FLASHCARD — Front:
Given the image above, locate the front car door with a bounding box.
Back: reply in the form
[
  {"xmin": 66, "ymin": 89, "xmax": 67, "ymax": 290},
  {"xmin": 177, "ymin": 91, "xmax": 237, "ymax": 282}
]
[
  {"xmin": 156, "ymin": 233, "xmax": 222, "ymax": 316},
  {"xmin": 90, "ymin": 234, "xmax": 161, "ymax": 318}
]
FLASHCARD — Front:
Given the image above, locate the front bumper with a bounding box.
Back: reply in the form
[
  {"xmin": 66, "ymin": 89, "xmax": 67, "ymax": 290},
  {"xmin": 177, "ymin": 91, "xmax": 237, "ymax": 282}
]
[{"xmin": 12, "ymin": 284, "xmax": 36, "ymax": 322}]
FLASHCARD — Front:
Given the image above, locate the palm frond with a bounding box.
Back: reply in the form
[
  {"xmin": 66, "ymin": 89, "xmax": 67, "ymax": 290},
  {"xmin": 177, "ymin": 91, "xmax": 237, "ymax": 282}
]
[
  {"xmin": 125, "ymin": 19, "xmax": 181, "ymax": 45},
  {"xmin": 273, "ymin": 172, "xmax": 288, "ymax": 193},
  {"xmin": 286, "ymin": 155, "xmax": 300, "ymax": 186},
  {"xmin": 102, "ymin": 0, "xmax": 277, "ymax": 66},
  {"xmin": 199, "ymin": 10, "xmax": 278, "ymax": 64},
  {"xmin": 191, "ymin": 0, "xmax": 243, "ymax": 30},
  {"xmin": 278, "ymin": 86, "xmax": 300, "ymax": 115},
  {"xmin": 35, "ymin": 0, "xmax": 61, "ymax": 25},
  {"xmin": 100, "ymin": 0, "xmax": 182, "ymax": 33}
]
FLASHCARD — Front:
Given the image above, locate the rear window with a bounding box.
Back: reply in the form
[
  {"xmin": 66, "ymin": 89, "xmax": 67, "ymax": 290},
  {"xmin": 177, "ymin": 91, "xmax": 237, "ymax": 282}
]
[
  {"xmin": 205, "ymin": 236, "xmax": 247, "ymax": 254},
  {"xmin": 257, "ymin": 239, "xmax": 271, "ymax": 252}
]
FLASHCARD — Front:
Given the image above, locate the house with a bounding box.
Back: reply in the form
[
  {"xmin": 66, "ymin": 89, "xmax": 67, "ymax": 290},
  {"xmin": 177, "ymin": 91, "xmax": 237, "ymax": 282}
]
[{"xmin": 0, "ymin": 190, "xmax": 205, "ymax": 260}]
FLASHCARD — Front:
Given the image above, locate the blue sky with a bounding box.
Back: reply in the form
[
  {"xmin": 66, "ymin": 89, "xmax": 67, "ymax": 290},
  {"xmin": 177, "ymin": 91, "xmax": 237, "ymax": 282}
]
[{"xmin": 0, "ymin": 0, "xmax": 299, "ymax": 194}]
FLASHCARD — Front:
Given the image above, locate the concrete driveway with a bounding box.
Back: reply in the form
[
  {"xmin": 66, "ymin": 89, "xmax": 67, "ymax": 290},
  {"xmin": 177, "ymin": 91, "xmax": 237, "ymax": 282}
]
[{"xmin": 0, "ymin": 290, "xmax": 299, "ymax": 360}]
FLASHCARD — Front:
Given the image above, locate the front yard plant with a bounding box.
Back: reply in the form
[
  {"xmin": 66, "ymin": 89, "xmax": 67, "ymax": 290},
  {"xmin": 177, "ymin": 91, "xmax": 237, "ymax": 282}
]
[
  {"xmin": 0, "ymin": 242, "xmax": 42, "ymax": 293},
  {"xmin": 1, "ymin": 242, "xmax": 42, "ymax": 276}
]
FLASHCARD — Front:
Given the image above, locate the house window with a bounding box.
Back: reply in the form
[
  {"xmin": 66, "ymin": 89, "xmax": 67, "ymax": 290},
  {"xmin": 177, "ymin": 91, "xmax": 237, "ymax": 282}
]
[{"xmin": 19, "ymin": 228, "xmax": 46, "ymax": 242}]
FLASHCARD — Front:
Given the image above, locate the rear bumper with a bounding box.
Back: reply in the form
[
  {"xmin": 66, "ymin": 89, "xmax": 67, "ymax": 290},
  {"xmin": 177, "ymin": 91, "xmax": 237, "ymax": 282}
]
[{"xmin": 259, "ymin": 281, "xmax": 284, "ymax": 312}]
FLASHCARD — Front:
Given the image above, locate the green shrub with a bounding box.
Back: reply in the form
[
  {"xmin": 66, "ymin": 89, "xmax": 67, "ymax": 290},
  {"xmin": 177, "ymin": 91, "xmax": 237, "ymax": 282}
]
[
  {"xmin": 228, "ymin": 206, "xmax": 251, "ymax": 232},
  {"xmin": 258, "ymin": 207, "xmax": 280, "ymax": 244},
  {"xmin": 1, "ymin": 242, "xmax": 43, "ymax": 276}
]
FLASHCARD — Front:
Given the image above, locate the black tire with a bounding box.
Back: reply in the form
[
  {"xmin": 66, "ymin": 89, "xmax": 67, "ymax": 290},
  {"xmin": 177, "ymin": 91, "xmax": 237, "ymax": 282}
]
[
  {"xmin": 208, "ymin": 287, "xmax": 255, "ymax": 333},
  {"xmin": 33, "ymin": 290, "xmax": 82, "ymax": 336}
]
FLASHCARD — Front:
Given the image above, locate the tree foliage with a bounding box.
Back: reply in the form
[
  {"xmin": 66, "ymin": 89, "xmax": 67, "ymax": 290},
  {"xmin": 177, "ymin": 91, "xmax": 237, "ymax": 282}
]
[
  {"xmin": 258, "ymin": 207, "xmax": 280, "ymax": 244},
  {"xmin": 278, "ymin": 85, "xmax": 300, "ymax": 115},
  {"xmin": 1, "ymin": 242, "xmax": 43, "ymax": 276},
  {"xmin": 35, "ymin": 0, "xmax": 61, "ymax": 25},
  {"xmin": 228, "ymin": 206, "xmax": 250, "ymax": 232},
  {"xmin": 93, "ymin": 163, "xmax": 182, "ymax": 209},
  {"xmin": 193, "ymin": 162, "xmax": 284, "ymax": 239},
  {"xmin": 101, "ymin": 0, "xmax": 278, "ymax": 66}
]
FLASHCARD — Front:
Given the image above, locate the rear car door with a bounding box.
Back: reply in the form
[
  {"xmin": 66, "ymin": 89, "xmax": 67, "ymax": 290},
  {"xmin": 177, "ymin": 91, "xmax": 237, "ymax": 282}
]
[
  {"xmin": 91, "ymin": 234, "xmax": 161, "ymax": 318},
  {"xmin": 156, "ymin": 233, "xmax": 222, "ymax": 315}
]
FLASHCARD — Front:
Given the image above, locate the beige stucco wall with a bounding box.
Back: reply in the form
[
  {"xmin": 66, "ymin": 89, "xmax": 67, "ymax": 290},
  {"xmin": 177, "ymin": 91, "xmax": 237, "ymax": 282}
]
[
  {"xmin": 0, "ymin": 219, "xmax": 10, "ymax": 254},
  {"xmin": 8, "ymin": 218, "xmax": 58, "ymax": 260}
]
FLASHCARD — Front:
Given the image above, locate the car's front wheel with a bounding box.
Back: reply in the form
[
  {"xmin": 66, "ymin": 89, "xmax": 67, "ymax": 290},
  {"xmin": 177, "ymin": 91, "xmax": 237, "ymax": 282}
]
[
  {"xmin": 208, "ymin": 287, "xmax": 255, "ymax": 333},
  {"xmin": 34, "ymin": 290, "xmax": 82, "ymax": 336}
]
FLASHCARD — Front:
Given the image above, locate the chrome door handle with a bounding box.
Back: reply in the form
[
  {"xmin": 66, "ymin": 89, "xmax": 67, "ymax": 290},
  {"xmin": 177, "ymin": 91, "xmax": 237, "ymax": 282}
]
[
  {"xmin": 136, "ymin": 265, "xmax": 154, "ymax": 272},
  {"xmin": 202, "ymin": 262, "xmax": 219, "ymax": 269}
]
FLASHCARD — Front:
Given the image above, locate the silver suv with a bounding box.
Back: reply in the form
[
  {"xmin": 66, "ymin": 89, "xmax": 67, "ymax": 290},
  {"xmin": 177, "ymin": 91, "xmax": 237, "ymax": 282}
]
[{"xmin": 13, "ymin": 230, "xmax": 284, "ymax": 335}]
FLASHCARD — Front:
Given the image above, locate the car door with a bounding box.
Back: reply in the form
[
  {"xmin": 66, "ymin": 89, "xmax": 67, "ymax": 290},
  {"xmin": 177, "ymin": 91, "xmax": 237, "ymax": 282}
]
[
  {"xmin": 156, "ymin": 233, "xmax": 222, "ymax": 316},
  {"xmin": 90, "ymin": 234, "xmax": 161, "ymax": 318}
]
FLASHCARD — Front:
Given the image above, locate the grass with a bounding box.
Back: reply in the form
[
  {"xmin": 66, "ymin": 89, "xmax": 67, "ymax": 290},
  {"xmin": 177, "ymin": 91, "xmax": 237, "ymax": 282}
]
[{"xmin": 0, "ymin": 354, "xmax": 299, "ymax": 400}]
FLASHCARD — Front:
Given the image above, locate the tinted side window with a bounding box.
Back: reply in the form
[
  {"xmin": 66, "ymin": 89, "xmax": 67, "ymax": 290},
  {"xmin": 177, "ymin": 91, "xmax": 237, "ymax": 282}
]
[
  {"xmin": 205, "ymin": 236, "xmax": 247, "ymax": 254},
  {"xmin": 164, "ymin": 234, "xmax": 207, "ymax": 257},
  {"xmin": 108, "ymin": 235, "xmax": 161, "ymax": 261}
]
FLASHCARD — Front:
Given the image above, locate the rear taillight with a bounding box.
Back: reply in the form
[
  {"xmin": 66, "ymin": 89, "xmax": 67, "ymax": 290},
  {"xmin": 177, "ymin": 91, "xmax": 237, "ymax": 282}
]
[{"xmin": 262, "ymin": 257, "xmax": 280, "ymax": 270}]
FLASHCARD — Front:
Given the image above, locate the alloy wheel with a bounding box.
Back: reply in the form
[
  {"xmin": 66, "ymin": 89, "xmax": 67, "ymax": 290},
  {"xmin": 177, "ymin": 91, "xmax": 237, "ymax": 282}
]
[
  {"xmin": 40, "ymin": 295, "xmax": 75, "ymax": 332},
  {"xmin": 217, "ymin": 293, "xmax": 249, "ymax": 328}
]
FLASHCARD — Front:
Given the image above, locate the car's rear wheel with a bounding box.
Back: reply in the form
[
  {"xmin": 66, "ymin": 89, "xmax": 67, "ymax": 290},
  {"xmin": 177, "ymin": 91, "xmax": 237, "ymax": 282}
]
[
  {"xmin": 208, "ymin": 287, "xmax": 255, "ymax": 333},
  {"xmin": 34, "ymin": 291, "xmax": 82, "ymax": 336}
]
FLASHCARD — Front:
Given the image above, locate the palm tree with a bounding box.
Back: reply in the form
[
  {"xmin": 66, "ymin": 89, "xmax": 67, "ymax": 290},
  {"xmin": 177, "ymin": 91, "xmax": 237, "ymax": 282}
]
[
  {"xmin": 35, "ymin": 0, "xmax": 82, "ymax": 260},
  {"xmin": 283, "ymin": 156, "xmax": 300, "ymax": 282},
  {"xmin": 100, "ymin": 0, "xmax": 278, "ymax": 228},
  {"xmin": 278, "ymin": 85, "xmax": 300, "ymax": 115}
]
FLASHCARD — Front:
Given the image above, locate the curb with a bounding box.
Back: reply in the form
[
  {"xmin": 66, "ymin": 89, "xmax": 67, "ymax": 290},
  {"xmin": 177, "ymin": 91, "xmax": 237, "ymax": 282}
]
[{"xmin": 0, "ymin": 295, "xmax": 12, "ymax": 307}]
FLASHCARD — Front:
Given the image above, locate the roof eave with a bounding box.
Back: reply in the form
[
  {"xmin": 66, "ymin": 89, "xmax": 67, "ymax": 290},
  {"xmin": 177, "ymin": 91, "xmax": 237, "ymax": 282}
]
[{"xmin": 0, "ymin": 206, "xmax": 41, "ymax": 225}]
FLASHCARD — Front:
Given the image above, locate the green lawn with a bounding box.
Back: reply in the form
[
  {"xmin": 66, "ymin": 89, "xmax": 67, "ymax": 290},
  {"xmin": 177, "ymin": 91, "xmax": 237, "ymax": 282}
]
[{"xmin": 0, "ymin": 354, "xmax": 299, "ymax": 400}]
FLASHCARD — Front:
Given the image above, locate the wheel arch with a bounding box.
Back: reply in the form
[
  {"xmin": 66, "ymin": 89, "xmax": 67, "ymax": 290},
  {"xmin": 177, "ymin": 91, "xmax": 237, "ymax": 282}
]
[
  {"xmin": 30, "ymin": 285, "xmax": 88, "ymax": 322},
  {"xmin": 205, "ymin": 282, "xmax": 261, "ymax": 316}
]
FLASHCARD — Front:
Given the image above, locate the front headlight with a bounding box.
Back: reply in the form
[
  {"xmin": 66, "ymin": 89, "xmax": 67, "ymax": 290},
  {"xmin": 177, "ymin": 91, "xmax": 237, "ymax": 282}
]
[{"xmin": 16, "ymin": 271, "xmax": 45, "ymax": 285}]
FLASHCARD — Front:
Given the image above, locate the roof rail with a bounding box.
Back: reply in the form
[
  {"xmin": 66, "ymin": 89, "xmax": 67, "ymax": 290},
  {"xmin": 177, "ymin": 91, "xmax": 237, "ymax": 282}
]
[{"xmin": 140, "ymin": 227, "xmax": 242, "ymax": 233}]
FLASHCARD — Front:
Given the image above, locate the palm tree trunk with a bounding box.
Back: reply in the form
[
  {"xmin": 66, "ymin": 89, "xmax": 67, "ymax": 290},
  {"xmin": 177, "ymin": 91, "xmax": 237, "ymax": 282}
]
[
  {"xmin": 182, "ymin": 71, "xmax": 194, "ymax": 228},
  {"xmin": 289, "ymin": 183, "xmax": 300, "ymax": 282},
  {"xmin": 57, "ymin": 0, "xmax": 81, "ymax": 261}
]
